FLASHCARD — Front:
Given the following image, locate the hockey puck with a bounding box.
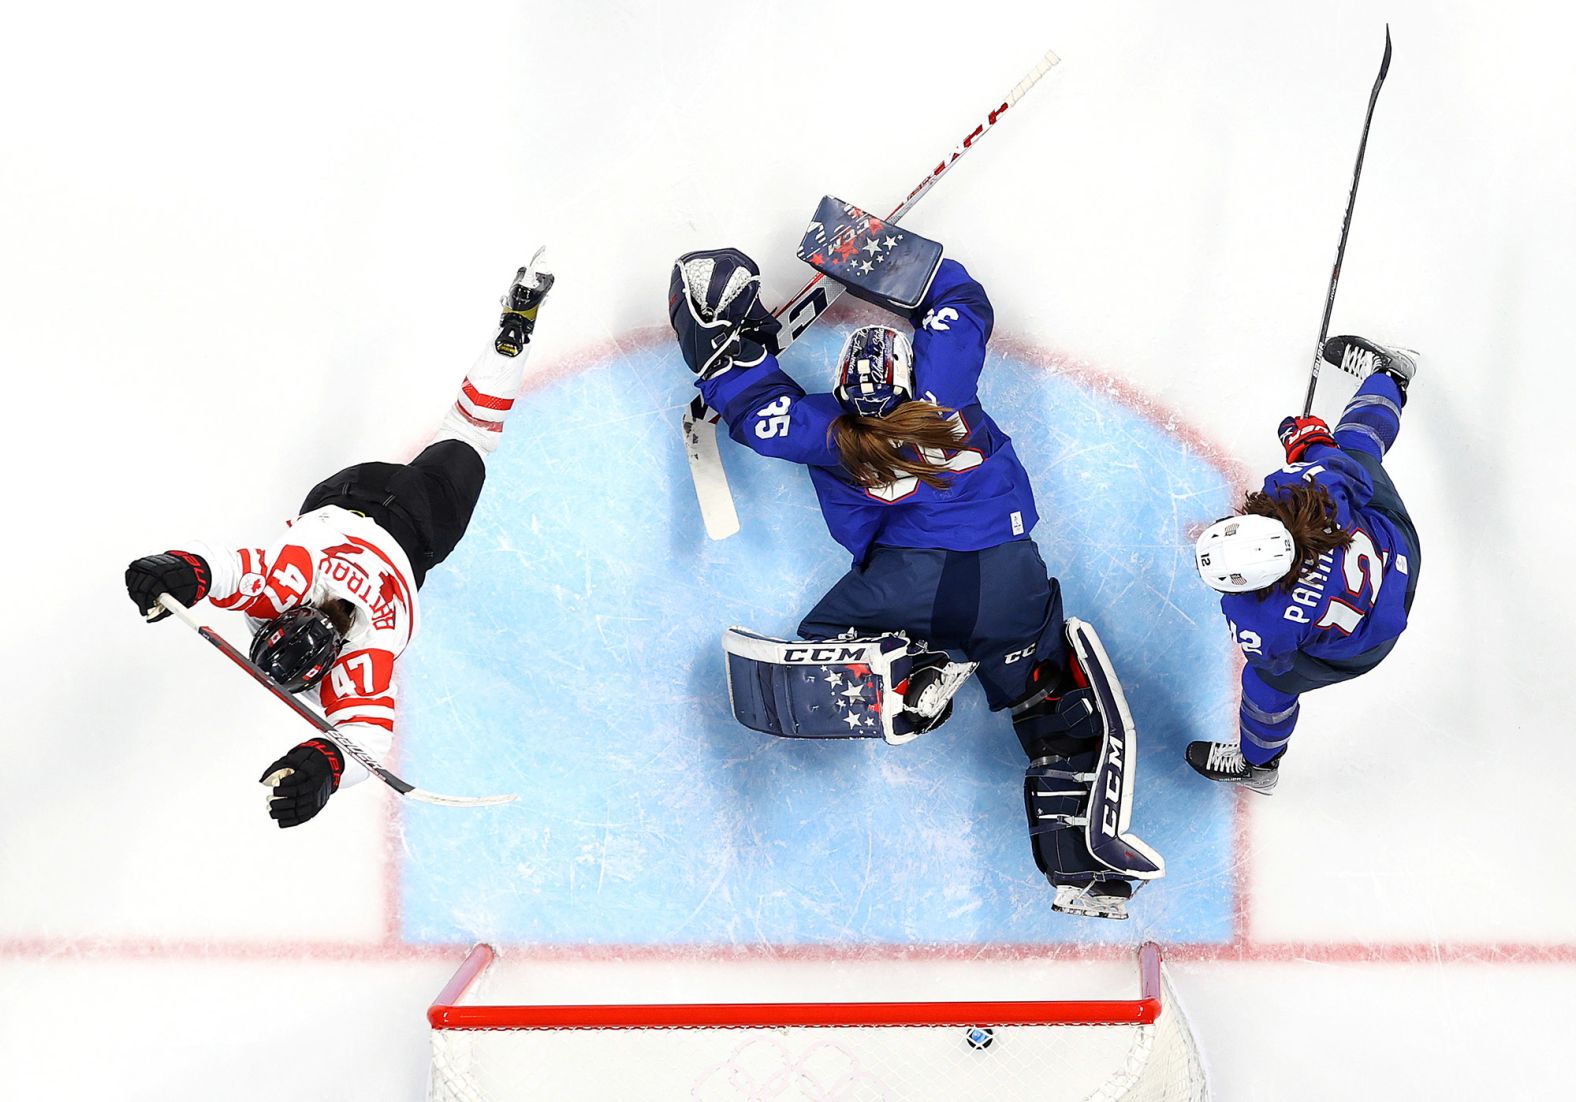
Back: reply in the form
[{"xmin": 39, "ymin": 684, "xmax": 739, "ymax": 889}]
[{"xmin": 965, "ymin": 1027, "xmax": 994, "ymax": 1050}]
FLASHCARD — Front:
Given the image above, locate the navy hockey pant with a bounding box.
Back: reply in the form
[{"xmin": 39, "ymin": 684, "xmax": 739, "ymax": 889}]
[
  {"xmin": 1241, "ymin": 374, "xmax": 1421, "ymax": 764},
  {"xmin": 797, "ymin": 538, "xmax": 1067, "ymax": 711},
  {"xmin": 300, "ymin": 440, "xmax": 486, "ymax": 589}
]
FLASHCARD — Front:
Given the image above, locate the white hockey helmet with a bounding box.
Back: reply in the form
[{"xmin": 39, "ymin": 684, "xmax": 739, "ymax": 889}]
[{"xmin": 1194, "ymin": 514, "xmax": 1297, "ymax": 593}]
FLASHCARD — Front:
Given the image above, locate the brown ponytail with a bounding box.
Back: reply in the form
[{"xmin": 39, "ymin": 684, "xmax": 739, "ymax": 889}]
[
  {"xmin": 1240, "ymin": 484, "xmax": 1354, "ymax": 596},
  {"xmin": 830, "ymin": 401, "xmax": 965, "ymax": 491},
  {"xmin": 319, "ymin": 598, "xmax": 357, "ymax": 637}
]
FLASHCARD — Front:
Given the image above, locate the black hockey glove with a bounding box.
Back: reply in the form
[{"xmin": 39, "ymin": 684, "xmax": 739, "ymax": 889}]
[
  {"xmin": 669, "ymin": 248, "xmax": 779, "ymax": 380},
  {"xmin": 125, "ymin": 551, "xmax": 210, "ymax": 621},
  {"xmin": 260, "ymin": 739, "xmax": 345, "ymax": 829}
]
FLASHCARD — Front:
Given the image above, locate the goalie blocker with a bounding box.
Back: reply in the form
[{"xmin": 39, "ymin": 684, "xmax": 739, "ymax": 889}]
[
  {"xmin": 1012, "ymin": 619, "xmax": 1163, "ymax": 920},
  {"xmin": 797, "ymin": 195, "xmax": 944, "ymax": 315},
  {"xmin": 724, "ymin": 628, "xmax": 976, "ymax": 746}
]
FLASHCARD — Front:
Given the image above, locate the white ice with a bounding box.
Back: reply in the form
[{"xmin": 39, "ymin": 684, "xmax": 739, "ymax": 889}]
[{"xmin": 2, "ymin": 1, "xmax": 1573, "ymax": 1099}]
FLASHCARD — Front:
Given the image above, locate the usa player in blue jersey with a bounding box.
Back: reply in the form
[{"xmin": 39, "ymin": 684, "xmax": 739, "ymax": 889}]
[
  {"xmin": 1188, "ymin": 336, "xmax": 1421, "ymax": 793},
  {"xmin": 669, "ymin": 242, "xmax": 1163, "ymax": 919}
]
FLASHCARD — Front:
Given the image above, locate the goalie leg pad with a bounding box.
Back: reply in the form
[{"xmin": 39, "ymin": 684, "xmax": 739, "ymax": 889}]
[
  {"xmin": 1013, "ymin": 619, "xmax": 1164, "ymax": 891},
  {"xmin": 1067, "ymin": 618, "xmax": 1164, "ymax": 881},
  {"xmin": 723, "ymin": 627, "xmax": 973, "ymax": 745}
]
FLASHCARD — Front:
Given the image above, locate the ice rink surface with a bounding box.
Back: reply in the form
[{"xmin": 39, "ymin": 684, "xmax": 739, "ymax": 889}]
[{"xmin": 3, "ymin": 1, "xmax": 1573, "ymax": 1099}]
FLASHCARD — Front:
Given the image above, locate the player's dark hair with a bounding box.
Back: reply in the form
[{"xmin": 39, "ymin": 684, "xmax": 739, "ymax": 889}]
[
  {"xmin": 1240, "ymin": 484, "xmax": 1354, "ymax": 596},
  {"xmin": 831, "ymin": 401, "xmax": 964, "ymax": 492},
  {"xmin": 319, "ymin": 598, "xmax": 356, "ymax": 637}
]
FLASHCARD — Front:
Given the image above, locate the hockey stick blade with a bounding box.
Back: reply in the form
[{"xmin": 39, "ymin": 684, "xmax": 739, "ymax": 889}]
[
  {"xmin": 682, "ymin": 393, "xmax": 741, "ymax": 540},
  {"xmin": 1301, "ymin": 25, "xmax": 1392, "ymax": 416},
  {"xmin": 153, "ymin": 594, "xmax": 517, "ymax": 808},
  {"xmin": 683, "ymin": 47, "xmax": 1062, "ymax": 539}
]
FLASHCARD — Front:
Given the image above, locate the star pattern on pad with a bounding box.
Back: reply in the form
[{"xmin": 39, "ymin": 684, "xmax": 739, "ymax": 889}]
[{"xmin": 827, "ymin": 663, "xmax": 881, "ymax": 730}]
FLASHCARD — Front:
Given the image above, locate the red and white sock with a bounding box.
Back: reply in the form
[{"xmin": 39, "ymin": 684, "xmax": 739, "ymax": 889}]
[{"xmin": 434, "ymin": 345, "xmax": 532, "ymax": 456}]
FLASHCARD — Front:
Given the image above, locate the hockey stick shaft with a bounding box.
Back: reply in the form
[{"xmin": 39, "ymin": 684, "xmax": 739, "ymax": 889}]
[
  {"xmin": 154, "ymin": 594, "xmax": 517, "ymax": 808},
  {"xmin": 683, "ymin": 48, "xmax": 1061, "ymax": 537},
  {"xmin": 1301, "ymin": 25, "xmax": 1392, "ymax": 417},
  {"xmin": 772, "ymin": 48, "xmax": 1061, "ymax": 354}
]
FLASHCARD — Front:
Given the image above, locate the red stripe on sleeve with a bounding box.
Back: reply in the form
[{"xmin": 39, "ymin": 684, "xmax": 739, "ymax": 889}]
[{"xmin": 337, "ymin": 715, "xmax": 395, "ymax": 733}]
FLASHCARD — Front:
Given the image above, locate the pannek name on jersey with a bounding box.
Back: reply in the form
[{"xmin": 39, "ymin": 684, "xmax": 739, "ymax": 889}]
[{"xmin": 1281, "ymin": 549, "xmax": 1336, "ymax": 624}]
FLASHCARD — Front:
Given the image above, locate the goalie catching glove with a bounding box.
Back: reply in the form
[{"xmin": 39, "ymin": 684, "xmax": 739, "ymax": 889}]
[
  {"xmin": 668, "ymin": 248, "xmax": 781, "ymax": 380},
  {"xmin": 260, "ymin": 739, "xmax": 344, "ymax": 828}
]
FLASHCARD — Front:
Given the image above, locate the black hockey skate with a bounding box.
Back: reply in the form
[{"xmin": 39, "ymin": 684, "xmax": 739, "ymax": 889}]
[
  {"xmin": 495, "ymin": 247, "xmax": 555, "ymax": 357},
  {"xmin": 899, "ymin": 651, "xmax": 978, "ymax": 736},
  {"xmin": 1321, "ymin": 335, "xmax": 1418, "ymax": 398},
  {"xmin": 1186, "ymin": 741, "xmax": 1279, "ymax": 795}
]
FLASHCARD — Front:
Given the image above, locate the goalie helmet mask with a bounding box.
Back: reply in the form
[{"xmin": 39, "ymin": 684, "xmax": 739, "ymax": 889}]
[
  {"xmin": 834, "ymin": 325, "xmax": 915, "ymax": 418},
  {"xmin": 250, "ymin": 606, "xmax": 346, "ymax": 693},
  {"xmin": 1194, "ymin": 514, "xmax": 1297, "ymax": 594}
]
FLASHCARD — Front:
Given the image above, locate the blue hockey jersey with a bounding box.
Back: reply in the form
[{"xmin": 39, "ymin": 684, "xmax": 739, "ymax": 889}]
[
  {"xmin": 1222, "ymin": 446, "xmax": 1415, "ymax": 675},
  {"xmin": 697, "ymin": 260, "xmax": 1039, "ymax": 564}
]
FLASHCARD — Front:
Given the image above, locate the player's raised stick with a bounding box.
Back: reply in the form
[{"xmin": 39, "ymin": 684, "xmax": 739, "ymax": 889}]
[
  {"xmin": 1300, "ymin": 25, "xmax": 1393, "ymax": 417},
  {"xmin": 153, "ymin": 593, "xmax": 517, "ymax": 808},
  {"xmin": 683, "ymin": 47, "xmax": 1062, "ymax": 540}
]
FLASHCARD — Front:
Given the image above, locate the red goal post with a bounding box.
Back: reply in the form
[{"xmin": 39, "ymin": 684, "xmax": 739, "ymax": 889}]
[{"xmin": 427, "ymin": 941, "xmax": 1208, "ymax": 1101}]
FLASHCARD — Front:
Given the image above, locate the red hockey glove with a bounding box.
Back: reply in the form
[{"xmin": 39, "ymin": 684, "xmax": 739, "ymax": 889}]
[{"xmin": 1277, "ymin": 415, "xmax": 1335, "ymax": 463}]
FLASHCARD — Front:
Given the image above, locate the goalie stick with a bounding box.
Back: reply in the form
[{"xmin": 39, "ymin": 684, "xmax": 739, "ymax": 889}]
[
  {"xmin": 1300, "ymin": 25, "xmax": 1393, "ymax": 416},
  {"xmin": 153, "ymin": 593, "xmax": 517, "ymax": 808},
  {"xmin": 682, "ymin": 47, "xmax": 1062, "ymax": 540}
]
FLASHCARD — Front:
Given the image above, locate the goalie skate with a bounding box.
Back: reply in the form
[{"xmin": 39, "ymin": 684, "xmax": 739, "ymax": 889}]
[{"xmin": 1052, "ymin": 880, "xmax": 1133, "ymax": 921}]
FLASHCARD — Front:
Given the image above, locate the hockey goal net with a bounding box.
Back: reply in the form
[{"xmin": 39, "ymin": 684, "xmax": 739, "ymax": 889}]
[{"xmin": 426, "ymin": 942, "xmax": 1207, "ymax": 1101}]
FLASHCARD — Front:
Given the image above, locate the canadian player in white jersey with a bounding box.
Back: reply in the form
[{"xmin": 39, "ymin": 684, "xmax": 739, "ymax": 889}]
[{"xmin": 125, "ymin": 257, "xmax": 554, "ymax": 827}]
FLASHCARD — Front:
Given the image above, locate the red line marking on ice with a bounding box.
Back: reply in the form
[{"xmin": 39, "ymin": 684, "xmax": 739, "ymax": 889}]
[{"xmin": 4, "ymin": 937, "xmax": 1576, "ymax": 966}]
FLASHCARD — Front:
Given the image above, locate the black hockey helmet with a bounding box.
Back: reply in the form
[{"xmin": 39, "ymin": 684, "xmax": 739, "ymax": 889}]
[{"xmin": 250, "ymin": 606, "xmax": 345, "ymax": 693}]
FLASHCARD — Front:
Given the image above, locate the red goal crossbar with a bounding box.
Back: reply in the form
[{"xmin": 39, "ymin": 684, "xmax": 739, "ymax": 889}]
[{"xmin": 428, "ymin": 942, "xmax": 1164, "ymax": 1030}]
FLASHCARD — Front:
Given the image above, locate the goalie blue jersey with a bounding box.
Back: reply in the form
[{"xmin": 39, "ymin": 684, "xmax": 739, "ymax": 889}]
[
  {"xmin": 1221, "ymin": 447, "xmax": 1415, "ymax": 675},
  {"xmin": 697, "ymin": 260, "xmax": 1039, "ymax": 564}
]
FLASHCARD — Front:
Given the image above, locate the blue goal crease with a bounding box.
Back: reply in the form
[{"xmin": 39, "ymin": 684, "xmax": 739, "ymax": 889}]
[{"xmin": 397, "ymin": 328, "xmax": 1238, "ymax": 949}]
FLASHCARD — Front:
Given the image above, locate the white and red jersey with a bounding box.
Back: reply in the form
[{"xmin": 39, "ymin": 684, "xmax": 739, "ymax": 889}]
[{"xmin": 188, "ymin": 505, "xmax": 420, "ymax": 787}]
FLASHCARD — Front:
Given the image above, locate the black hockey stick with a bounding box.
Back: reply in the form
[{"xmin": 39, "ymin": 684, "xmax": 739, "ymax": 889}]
[
  {"xmin": 1301, "ymin": 25, "xmax": 1393, "ymax": 416},
  {"xmin": 154, "ymin": 593, "xmax": 517, "ymax": 808}
]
